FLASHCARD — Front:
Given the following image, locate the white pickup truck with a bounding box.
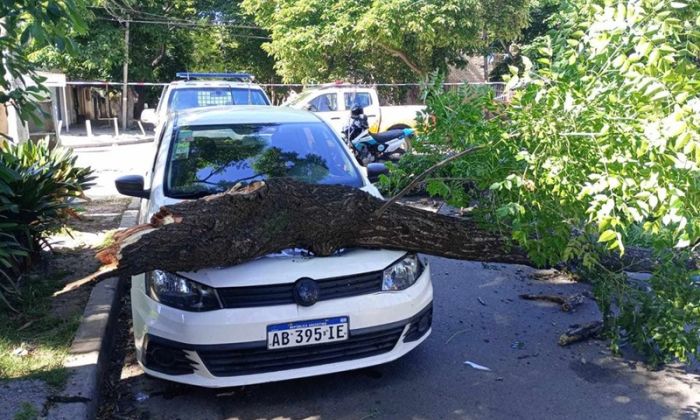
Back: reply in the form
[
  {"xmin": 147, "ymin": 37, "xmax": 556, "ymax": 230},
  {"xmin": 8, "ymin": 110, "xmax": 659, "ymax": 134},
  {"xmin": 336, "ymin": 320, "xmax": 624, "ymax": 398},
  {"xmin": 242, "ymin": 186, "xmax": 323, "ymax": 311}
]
[{"xmin": 283, "ymin": 84, "xmax": 425, "ymax": 134}]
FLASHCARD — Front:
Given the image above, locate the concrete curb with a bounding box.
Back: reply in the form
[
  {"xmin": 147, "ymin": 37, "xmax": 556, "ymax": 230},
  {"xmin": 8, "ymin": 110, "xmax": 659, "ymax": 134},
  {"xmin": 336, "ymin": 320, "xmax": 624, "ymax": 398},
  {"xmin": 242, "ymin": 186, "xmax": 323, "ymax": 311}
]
[
  {"xmin": 46, "ymin": 277, "xmax": 126, "ymax": 420},
  {"xmin": 46, "ymin": 198, "xmax": 139, "ymax": 419},
  {"xmin": 63, "ymin": 137, "xmax": 154, "ymax": 149}
]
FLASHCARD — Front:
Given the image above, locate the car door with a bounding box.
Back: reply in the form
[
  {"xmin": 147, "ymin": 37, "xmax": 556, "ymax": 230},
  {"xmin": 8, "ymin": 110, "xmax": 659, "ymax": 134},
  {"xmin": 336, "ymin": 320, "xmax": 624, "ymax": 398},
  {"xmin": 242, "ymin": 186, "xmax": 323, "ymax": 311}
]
[
  {"xmin": 343, "ymin": 89, "xmax": 380, "ymax": 132},
  {"xmin": 305, "ymin": 91, "xmax": 345, "ymax": 132}
]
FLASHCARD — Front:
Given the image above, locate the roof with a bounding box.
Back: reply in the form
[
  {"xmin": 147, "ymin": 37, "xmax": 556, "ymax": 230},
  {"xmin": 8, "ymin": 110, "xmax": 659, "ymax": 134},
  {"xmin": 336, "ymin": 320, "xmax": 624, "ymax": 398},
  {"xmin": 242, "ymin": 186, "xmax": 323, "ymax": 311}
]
[
  {"xmin": 173, "ymin": 105, "xmax": 322, "ymax": 127},
  {"xmin": 175, "ymin": 72, "xmax": 254, "ymax": 82},
  {"xmin": 302, "ymin": 83, "xmax": 373, "ymax": 92},
  {"xmin": 168, "ymin": 80, "xmax": 264, "ymax": 89}
]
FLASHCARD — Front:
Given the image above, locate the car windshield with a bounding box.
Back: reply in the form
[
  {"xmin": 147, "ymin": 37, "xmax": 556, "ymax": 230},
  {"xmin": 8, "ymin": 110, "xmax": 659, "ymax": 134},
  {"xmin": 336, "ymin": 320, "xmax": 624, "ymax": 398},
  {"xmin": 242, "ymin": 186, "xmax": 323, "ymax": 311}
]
[
  {"xmin": 165, "ymin": 122, "xmax": 363, "ymax": 198},
  {"xmin": 282, "ymin": 89, "xmax": 318, "ymax": 107},
  {"xmin": 168, "ymin": 87, "xmax": 269, "ymax": 111}
]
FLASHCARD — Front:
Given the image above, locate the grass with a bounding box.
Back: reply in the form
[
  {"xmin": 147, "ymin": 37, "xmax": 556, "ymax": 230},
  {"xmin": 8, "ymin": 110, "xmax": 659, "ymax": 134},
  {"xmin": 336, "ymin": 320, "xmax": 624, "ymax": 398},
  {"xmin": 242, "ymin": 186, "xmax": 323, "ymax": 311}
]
[
  {"xmin": 14, "ymin": 402, "xmax": 38, "ymax": 420},
  {"xmin": 0, "ymin": 270, "xmax": 80, "ymax": 387},
  {"xmin": 1, "ymin": 198, "xmax": 129, "ymax": 390}
]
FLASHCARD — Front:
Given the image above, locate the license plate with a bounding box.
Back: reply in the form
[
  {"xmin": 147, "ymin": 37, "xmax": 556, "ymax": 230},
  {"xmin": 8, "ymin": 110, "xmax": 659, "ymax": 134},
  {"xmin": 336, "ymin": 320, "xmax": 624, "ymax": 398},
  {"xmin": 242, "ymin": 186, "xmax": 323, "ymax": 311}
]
[{"xmin": 267, "ymin": 316, "xmax": 349, "ymax": 350}]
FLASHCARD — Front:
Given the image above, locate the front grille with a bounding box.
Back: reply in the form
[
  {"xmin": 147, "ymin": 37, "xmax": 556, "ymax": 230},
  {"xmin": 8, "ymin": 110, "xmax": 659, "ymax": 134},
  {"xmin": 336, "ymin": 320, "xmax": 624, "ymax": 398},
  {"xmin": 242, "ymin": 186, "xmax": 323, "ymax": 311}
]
[
  {"xmin": 216, "ymin": 271, "xmax": 383, "ymax": 308},
  {"xmin": 197, "ymin": 325, "xmax": 405, "ymax": 376}
]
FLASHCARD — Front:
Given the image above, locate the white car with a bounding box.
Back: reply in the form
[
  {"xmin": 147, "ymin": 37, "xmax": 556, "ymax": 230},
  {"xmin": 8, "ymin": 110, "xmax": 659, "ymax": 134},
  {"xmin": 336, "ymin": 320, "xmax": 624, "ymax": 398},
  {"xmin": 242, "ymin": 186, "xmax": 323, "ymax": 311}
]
[
  {"xmin": 115, "ymin": 106, "xmax": 433, "ymax": 388},
  {"xmin": 140, "ymin": 72, "xmax": 271, "ymax": 129},
  {"xmin": 284, "ymin": 83, "xmax": 425, "ymax": 134}
]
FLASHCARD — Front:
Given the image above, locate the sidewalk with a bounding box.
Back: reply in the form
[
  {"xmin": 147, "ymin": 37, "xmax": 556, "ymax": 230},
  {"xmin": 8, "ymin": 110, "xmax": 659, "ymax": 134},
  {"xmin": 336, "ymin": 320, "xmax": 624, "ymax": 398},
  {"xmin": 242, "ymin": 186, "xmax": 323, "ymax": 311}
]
[
  {"xmin": 0, "ymin": 197, "xmax": 134, "ymax": 420},
  {"xmin": 60, "ymin": 125, "xmax": 154, "ymax": 149}
]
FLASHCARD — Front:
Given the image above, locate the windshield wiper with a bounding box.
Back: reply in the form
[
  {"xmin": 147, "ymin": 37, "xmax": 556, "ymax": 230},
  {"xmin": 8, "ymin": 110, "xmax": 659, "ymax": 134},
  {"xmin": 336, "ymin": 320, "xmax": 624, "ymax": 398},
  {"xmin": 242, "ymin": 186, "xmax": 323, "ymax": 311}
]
[
  {"xmin": 169, "ymin": 188, "xmax": 226, "ymax": 199},
  {"xmin": 227, "ymin": 172, "xmax": 266, "ymax": 185}
]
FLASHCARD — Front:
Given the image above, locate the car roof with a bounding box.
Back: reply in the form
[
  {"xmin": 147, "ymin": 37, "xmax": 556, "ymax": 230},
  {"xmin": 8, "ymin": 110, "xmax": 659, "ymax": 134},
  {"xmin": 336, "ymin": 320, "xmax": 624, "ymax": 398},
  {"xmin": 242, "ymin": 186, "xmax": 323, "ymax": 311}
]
[
  {"xmin": 168, "ymin": 80, "xmax": 264, "ymax": 89},
  {"xmin": 173, "ymin": 106, "xmax": 323, "ymax": 127}
]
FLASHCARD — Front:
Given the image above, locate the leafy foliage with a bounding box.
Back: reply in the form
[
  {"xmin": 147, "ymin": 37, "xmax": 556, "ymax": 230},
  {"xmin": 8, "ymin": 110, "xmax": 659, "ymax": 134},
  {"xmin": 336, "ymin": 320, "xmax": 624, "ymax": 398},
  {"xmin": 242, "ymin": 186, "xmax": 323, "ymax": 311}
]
[
  {"xmin": 0, "ymin": 167, "xmax": 27, "ymax": 311},
  {"xmin": 29, "ymin": 0, "xmax": 278, "ymax": 84},
  {"xmin": 0, "ymin": 0, "xmax": 87, "ymax": 123},
  {"xmin": 388, "ymin": 0, "xmax": 700, "ymax": 363},
  {"xmin": 0, "ymin": 142, "xmax": 95, "ymax": 250},
  {"xmin": 241, "ymin": 0, "xmax": 530, "ymax": 82},
  {"xmin": 0, "ymin": 142, "xmax": 94, "ymax": 310},
  {"xmin": 490, "ymin": 0, "xmax": 562, "ymax": 81}
]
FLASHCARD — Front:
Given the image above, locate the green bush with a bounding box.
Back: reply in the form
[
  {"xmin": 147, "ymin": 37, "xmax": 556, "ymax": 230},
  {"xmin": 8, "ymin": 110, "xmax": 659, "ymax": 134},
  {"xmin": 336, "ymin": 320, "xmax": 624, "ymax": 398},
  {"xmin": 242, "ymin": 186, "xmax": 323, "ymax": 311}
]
[
  {"xmin": 390, "ymin": 0, "xmax": 700, "ymax": 364},
  {"xmin": 0, "ymin": 141, "xmax": 94, "ymax": 311},
  {"xmin": 0, "ymin": 166, "xmax": 27, "ymax": 311}
]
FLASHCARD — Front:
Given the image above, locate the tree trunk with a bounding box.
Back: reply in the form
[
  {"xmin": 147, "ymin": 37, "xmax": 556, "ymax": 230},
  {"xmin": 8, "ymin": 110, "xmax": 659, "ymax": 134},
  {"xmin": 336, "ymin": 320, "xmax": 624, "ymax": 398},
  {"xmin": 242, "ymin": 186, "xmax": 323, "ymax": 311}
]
[{"xmin": 96, "ymin": 179, "xmax": 659, "ymax": 279}]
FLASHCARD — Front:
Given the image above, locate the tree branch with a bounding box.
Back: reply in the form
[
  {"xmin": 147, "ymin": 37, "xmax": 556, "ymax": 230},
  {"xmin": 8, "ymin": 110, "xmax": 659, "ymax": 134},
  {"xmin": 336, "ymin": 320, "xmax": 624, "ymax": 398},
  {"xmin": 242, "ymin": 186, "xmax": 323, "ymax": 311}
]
[
  {"xmin": 150, "ymin": 43, "xmax": 167, "ymax": 68},
  {"xmin": 376, "ymin": 145, "xmax": 485, "ymax": 216},
  {"xmin": 93, "ymin": 178, "xmax": 668, "ymax": 283},
  {"xmin": 376, "ymin": 42, "xmax": 424, "ymax": 75}
]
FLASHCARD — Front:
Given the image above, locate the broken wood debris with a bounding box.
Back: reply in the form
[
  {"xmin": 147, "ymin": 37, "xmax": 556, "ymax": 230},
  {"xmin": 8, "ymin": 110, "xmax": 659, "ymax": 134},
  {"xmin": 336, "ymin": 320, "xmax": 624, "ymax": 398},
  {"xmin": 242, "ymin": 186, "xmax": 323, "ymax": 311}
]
[
  {"xmin": 519, "ymin": 293, "xmax": 585, "ymax": 312},
  {"xmin": 558, "ymin": 321, "xmax": 604, "ymax": 346}
]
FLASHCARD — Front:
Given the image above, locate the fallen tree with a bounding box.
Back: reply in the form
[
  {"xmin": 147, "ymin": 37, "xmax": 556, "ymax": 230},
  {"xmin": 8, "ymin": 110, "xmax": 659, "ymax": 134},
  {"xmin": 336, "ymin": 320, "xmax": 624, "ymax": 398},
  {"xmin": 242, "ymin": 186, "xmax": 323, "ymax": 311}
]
[{"xmin": 95, "ymin": 178, "xmax": 661, "ymax": 279}]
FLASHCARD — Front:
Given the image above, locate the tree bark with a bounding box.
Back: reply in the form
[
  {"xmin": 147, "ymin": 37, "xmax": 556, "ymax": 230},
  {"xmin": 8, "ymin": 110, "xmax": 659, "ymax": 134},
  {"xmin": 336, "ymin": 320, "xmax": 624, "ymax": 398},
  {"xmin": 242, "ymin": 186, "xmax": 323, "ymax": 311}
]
[
  {"xmin": 150, "ymin": 43, "xmax": 167, "ymax": 68},
  {"xmin": 95, "ymin": 179, "xmax": 661, "ymax": 279}
]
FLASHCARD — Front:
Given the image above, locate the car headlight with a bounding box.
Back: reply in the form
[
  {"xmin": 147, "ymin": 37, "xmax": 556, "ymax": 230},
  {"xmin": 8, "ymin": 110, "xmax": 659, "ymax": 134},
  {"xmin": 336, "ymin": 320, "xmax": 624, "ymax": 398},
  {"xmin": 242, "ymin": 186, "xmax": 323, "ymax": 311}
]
[
  {"xmin": 145, "ymin": 270, "xmax": 221, "ymax": 311},
  {"xmin": 382, "ymin": 254, "xmax": 423, "ymax": 291}
]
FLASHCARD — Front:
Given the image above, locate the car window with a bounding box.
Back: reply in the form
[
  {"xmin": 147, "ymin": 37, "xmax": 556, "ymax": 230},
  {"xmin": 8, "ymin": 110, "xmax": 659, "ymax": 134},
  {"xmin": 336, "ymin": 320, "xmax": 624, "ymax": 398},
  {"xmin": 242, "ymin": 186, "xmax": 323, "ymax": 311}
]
[
  {"xmin": 344, "ymin": 92, "xmax": 372, "ymax": 109},
  {"xmin": 165, "ymin": 122, "xmax": 362, "ymax": 198},
  {"xmin": 282, "ymin": 89, "xmax": 316, "ymax": 106},
  {"xmin": 231, "ymin": 89, "xmax": 269, "ymax": 105},
  {"xmin": 308, "ymin": 93, "xmax": 338, "ymax": 112},
  {"xmin": 168, "ymin": 88, "xmax": 269, "ymax": 111}
]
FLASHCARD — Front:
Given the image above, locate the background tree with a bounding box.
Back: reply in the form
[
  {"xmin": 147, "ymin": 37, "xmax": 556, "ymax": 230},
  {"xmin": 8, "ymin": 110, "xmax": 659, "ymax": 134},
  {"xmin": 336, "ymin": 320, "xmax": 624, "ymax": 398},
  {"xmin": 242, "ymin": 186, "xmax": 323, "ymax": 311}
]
[
  {"xmin": 1, "ymin": 0, "xmax": 86, "ymax": 124},
  {"xmin": 30, "ymin": 0, "xmax": 279, "ymax": 94},
  {"xmin": 489, "ymin": 0, "xmax": 562, "ymax": 81},
  {"xmin": 386, "ymin": 0, "xmax": 700, "ymax": 363},
  {"xmin": 241, "ymin": 0, "xmax": 531, "ymax": 82}
]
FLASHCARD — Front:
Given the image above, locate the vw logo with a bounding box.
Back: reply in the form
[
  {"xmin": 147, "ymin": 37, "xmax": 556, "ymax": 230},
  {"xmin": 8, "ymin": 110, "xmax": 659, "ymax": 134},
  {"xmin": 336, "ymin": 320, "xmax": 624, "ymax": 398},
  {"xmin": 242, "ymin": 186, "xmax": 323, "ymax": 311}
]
[{"xmin": 293, "ymin": 278, "xmax": 320, "ymax": 306}]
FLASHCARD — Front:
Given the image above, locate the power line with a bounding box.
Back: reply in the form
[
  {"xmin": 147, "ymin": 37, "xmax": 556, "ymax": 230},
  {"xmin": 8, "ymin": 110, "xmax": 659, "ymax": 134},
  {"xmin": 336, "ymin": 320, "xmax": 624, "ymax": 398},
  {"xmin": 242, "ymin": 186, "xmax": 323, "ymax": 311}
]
[
  {"xmin": 95, "ymin": 17, "xmax": 271, "ymax": 40},
  {"xmin": 92, "ymin": 2, "xmax": 265, "ymax": 31},
  {"xmin": 116, "ymin": 7, "xmax": 262, "ymax": 30}
]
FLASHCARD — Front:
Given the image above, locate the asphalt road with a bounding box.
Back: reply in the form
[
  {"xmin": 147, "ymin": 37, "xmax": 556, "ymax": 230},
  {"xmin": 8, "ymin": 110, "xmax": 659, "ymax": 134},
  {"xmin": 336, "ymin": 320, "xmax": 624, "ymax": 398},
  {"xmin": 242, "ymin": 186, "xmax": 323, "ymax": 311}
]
[
  {"xmin": 74, "ymin": 142, "xmax": 155, "ymax": 198},
  {"xmin": 109, "ymin": 258, "xmax": 700, "ymax": 420}
]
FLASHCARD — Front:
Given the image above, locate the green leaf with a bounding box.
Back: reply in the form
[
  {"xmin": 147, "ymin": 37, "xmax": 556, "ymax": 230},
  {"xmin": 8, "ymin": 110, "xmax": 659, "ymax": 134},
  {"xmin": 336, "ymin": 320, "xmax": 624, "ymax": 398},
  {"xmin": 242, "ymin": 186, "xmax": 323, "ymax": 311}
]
[
  {"xmin": 674, "ymin": 132, "xmax": 691, "ymax": 150},
  {"xmin": 651, "ymin": 90, "xmax": 670, "ymax": 101},
  {"xmin": 598, "ymin": 230, "xmax": 617, "ymax": 242}
]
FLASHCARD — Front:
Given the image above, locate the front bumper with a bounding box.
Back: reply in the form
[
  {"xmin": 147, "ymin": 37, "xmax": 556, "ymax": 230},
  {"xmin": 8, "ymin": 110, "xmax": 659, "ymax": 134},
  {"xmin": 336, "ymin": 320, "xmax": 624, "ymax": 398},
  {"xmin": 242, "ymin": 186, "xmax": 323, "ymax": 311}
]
[{"xmin": 131, "ymin": 264, "xmax": 433, "ymax": 387}]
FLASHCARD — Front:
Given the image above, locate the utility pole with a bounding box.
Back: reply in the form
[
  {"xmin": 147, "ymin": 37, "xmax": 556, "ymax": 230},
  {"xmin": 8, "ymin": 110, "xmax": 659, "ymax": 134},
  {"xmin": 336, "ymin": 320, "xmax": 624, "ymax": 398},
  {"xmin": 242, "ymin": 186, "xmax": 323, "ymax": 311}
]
[
  {"xmin": 121, "ymin": 19, "xmax": 130, "ymax": 132},
  {"xmin": 482, "ymin": 29, "xmax": 489, "ymax": 82}
]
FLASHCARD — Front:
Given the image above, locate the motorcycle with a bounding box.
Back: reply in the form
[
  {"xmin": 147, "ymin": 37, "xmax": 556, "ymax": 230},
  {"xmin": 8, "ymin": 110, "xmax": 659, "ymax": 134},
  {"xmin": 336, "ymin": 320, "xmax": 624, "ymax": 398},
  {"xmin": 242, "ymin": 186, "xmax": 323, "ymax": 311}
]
[{"xmin": 341, "ymin": 105, "xmax": 414, "ymax": 166}]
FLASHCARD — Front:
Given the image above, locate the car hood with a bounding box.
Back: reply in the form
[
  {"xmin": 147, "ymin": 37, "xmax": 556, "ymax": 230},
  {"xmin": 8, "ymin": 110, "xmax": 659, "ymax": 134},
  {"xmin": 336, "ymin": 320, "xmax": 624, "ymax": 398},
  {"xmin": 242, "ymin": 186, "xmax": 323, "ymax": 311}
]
[{"xmin": 180, "ymin": 248, "xmax": 406, "ymax": 288}]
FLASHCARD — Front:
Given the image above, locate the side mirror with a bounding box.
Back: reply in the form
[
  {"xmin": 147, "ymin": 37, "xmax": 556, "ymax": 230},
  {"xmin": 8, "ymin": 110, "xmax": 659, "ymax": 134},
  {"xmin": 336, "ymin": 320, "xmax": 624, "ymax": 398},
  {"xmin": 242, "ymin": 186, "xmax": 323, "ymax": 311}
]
[
  {"xmin": 115, "ymin": 175, "xmax": 150, "ymax": 198},
  {"xmin": 367, "ymin": 163, "xmax": 389, "ymax": 183},
  {"xmin": 140, "ymin": 108, "xmax": 157, "ymax": 125}
]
